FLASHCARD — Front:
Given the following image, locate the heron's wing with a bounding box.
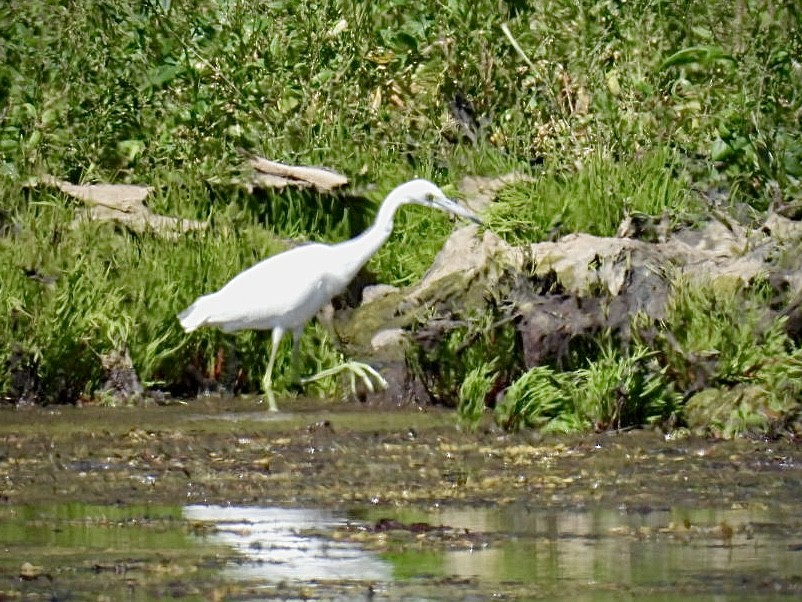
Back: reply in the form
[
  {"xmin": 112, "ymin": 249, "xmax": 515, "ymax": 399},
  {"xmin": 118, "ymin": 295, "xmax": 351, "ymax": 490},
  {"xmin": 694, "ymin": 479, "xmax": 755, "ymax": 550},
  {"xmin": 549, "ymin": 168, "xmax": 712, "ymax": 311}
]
[{"xmin": 207, "ymin": 243, "xmax": 335, "ymax": 330}]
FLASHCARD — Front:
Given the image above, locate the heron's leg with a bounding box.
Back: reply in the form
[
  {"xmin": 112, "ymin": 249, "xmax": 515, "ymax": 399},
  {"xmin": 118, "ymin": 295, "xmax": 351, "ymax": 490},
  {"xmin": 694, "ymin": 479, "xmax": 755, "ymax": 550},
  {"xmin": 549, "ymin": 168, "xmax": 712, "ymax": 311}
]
[
  {"xmin": 290, "ymin": 327, "xmax": 303, "ymax": 381},
  {"xmin": 262, "ymin": 327, "xmax": 284, "ymax": 412}
]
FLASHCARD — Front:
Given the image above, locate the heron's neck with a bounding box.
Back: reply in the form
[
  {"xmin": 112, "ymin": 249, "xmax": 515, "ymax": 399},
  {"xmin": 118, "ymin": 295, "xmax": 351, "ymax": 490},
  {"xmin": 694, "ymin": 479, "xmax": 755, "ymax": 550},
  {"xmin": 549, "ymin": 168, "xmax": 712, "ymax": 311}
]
[{"xmin": 334, "ymin": 194, "xmax": 405, "ymax": 278}]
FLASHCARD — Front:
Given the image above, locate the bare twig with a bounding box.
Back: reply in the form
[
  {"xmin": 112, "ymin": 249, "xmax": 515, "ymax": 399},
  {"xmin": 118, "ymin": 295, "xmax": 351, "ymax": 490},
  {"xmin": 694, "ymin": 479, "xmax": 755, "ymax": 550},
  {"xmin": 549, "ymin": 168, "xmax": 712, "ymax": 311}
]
[{"xmin": 501, "ymin": 23, "xmax": 537, "ymax": 71}]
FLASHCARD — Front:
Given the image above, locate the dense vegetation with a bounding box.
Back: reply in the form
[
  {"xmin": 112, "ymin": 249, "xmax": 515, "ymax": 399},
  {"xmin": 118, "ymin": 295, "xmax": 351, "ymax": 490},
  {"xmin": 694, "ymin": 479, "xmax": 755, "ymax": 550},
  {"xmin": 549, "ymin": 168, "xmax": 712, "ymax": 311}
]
[{"xmin": 1, "ymin": 0, "xmax": 800, "ymax": 435}]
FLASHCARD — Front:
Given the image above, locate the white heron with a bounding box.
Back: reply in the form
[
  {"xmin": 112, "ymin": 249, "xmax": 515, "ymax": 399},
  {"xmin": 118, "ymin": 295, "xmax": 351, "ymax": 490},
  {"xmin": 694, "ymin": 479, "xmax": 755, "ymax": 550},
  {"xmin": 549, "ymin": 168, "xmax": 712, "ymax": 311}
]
[{"xmin": 177, "ymin": 178, "xmax": 482, "ymax": 411}]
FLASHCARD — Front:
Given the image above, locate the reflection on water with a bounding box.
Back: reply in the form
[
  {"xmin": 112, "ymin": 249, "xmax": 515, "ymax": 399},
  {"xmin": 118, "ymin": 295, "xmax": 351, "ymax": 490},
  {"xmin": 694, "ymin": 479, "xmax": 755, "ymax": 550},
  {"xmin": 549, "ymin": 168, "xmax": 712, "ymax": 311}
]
[
  {"xmin": 0, "ymin": 501, "xmax": 798, "ymax": 600},
  {"xmin": 359, "ymin": 504, "xmax": 802, "ymax": 590},
  {"xmin": 0, "ymin": 503, "xmax": 221, "ymax": 602},
  {"xmin": 183, "ymin": 505, "xmax": 392, "ymax": 581},
  {"xmin": 186, "ymin": 502, "xmax": 802, "ymax": 599},
  {"xmin": 0, "ymin": 503, "xmax": 186, "ymax": 550}
]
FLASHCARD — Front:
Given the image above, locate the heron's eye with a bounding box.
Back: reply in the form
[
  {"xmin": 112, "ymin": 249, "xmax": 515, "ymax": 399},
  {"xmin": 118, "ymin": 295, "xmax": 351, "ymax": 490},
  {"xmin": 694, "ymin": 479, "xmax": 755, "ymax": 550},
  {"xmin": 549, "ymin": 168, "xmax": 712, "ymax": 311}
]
[{"xmin": 425, "ymin": 193, "xmax": 436, "ymax": 201}]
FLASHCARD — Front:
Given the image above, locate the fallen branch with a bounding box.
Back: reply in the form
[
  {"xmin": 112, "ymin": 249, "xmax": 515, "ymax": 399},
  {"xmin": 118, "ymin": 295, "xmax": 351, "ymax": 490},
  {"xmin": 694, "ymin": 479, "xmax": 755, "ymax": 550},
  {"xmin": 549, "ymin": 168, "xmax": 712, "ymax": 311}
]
[
  {"xmin": 245, "ymin": 154, "xmax": 349, "ymax": 192},
  {"xmin": 40, "ymin": 175, "xmax": 207, "ymax": 238}
]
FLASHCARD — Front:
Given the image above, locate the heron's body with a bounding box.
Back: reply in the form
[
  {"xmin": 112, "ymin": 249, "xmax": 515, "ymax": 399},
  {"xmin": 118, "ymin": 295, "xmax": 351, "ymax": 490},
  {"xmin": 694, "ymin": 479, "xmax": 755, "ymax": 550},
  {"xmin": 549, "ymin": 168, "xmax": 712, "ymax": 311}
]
[
  {"xmin": 179, "ymin": 243, "xmax": 349, "ymax": 334},
  {"xmin": 178, "ymin": 178, "xmax": 480, "ymax": 410}
]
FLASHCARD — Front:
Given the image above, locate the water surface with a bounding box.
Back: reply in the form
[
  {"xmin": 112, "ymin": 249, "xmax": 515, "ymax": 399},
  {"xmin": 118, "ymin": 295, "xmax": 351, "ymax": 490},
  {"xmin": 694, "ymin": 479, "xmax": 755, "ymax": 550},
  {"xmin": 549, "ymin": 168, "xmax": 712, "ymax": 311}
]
[{"xmin": 1, "ymin": 399, "xmax": 800, "ymax": 599}]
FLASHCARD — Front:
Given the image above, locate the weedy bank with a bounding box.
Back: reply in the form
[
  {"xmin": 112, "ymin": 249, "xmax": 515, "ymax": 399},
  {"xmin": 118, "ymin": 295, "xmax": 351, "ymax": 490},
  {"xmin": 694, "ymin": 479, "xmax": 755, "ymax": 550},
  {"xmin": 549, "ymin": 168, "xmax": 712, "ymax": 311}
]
[{"xmin": 0, "ymin": 0, "xmax": 800, "ymax": 436}]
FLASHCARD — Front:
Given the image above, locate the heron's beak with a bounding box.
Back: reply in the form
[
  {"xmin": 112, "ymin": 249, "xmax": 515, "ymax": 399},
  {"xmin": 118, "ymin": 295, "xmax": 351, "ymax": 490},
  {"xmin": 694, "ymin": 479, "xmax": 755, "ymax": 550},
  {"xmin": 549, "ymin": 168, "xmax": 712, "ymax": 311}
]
[{"xmin": 435, "ymin": 197, "xmax": 484, "ymax": 225}]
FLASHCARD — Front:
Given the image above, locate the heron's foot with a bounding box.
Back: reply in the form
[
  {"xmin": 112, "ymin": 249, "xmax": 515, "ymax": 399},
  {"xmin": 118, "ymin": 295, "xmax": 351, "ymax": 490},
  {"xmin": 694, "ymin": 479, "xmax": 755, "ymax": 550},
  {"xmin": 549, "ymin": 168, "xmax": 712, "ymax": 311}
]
[{"xmin": 301, "ymin": 361, "xmax": 388, "ymax": 396}]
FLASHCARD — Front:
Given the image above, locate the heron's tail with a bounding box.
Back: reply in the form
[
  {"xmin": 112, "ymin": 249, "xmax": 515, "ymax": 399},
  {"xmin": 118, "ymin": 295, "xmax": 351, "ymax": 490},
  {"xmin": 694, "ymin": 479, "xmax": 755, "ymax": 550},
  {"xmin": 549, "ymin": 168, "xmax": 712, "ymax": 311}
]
[{"xmin": 177, "ymin": 294, "xmax": 214, "ymax": 333}]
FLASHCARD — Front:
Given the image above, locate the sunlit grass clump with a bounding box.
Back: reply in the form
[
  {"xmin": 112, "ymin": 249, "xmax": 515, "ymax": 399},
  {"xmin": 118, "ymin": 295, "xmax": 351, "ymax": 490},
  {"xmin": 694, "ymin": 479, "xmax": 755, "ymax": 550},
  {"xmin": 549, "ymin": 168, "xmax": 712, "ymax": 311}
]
[
  {"xmin": 485, "ymin": 149, "xmax": 700, "ymax": 244},
  {"xmin": 0, "ymin": 185, "xmax": 286, "ymax": 402},
  {"xmin": 491, "ymin": 344, "xmax": 679, "ymax": 434},
  {"xmin": 455, "ymin": 280, "xmax": 801, "ymax": 438}
]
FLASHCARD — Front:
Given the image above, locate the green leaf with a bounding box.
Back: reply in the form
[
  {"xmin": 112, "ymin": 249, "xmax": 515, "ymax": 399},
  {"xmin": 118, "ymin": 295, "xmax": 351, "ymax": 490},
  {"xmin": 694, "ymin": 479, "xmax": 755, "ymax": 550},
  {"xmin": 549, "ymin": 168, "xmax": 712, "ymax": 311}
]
[
  {"xmin": 143, "ymin": 63, "xmax": 182, "ymax": 90},
  {"xmin": 711, "ymin": 138, "xmax": 733, "ymax": 162},
  {"xmin": 659, "ymin": 46, "xmax": 736, "ymax": 70},
  {"xmin": 393, "ymin": 32, "xmax": 418, "ymax": 53},
  {"xmin": 784, "ymin": 149, "xmax": 802, "ymax": 178}
]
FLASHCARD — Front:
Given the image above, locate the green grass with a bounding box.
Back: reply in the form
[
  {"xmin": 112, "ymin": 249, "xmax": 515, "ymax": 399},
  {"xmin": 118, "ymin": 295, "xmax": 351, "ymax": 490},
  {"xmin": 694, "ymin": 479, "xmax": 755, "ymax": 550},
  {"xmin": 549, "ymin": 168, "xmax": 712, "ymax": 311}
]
[
  {"xmin": 470, "ymin": 280, "xmax": 800, "ymax": 437},
  {"xmin": 491, "ymin": 340, "xmax": 680, "ymax": 434},
  {"xmin": 0, "ymin": 0, "xmax": 800, "ymax": 431},
  {"xmin": 485, "ymin": 148, "xmax": 700, "ymax": 244}
]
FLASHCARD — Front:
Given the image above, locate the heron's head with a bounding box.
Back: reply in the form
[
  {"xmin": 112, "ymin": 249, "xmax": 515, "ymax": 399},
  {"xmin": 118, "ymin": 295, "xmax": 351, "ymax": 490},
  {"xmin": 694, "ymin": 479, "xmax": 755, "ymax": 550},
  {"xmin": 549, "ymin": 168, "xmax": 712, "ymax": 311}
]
[{"xmin": 399, "ymin": 178, "xmax": 482, "ymax": 224}]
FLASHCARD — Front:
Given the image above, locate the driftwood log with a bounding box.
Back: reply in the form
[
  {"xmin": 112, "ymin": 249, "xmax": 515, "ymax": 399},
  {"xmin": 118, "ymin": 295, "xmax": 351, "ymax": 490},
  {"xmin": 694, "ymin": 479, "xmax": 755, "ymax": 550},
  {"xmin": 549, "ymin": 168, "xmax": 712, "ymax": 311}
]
[{"xmin": 41, "ymin": 175, "xmax": 207, "ymax": 238}]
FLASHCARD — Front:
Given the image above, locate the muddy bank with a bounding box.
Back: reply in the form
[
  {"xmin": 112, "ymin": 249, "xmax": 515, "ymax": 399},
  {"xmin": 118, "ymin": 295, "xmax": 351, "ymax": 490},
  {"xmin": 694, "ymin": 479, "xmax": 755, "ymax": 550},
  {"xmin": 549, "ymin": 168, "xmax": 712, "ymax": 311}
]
[{"xmin": 2, "ymin": 398, "xmax": 800, "ymax": 510}]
